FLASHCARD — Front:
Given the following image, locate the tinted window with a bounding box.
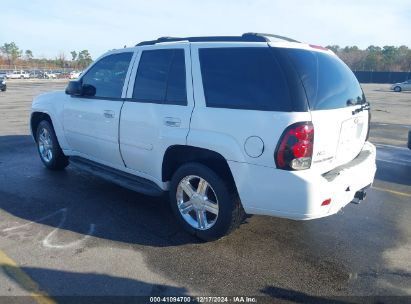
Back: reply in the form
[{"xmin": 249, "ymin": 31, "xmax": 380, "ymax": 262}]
[
  {"xmin": 81, "ymin": 52, "xmax": 132, "ymax": 99},
  {"xmin": 199, "ymin": 48, "xmax": 291, "ymax": 111},
  {"xmin": 133, "ymin": 49, "xmax": 187, "ymax": 105},
  {"xmin": 165, "ymin": 51, "xmax": 187, "ymax": 105},
  {"xmin": 276, "ymin": 48, "xmax": 364, "ymax": 110}
]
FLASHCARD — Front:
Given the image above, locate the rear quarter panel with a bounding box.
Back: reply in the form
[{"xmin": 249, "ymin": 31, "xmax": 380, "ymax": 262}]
[{"xmin": 188, "ymin": 108, "xmax": 311, "ymax": 166}]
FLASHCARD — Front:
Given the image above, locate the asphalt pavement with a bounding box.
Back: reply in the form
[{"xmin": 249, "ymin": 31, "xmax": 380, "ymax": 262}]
[{"xmin": 0, "ymin": 81, "xmax": 410, "ymax": 302}]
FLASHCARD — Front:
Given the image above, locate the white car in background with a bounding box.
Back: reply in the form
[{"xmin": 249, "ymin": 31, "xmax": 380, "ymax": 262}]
[
  {"xmin": 391, "ymin": 79, "xmax": 411, "ymax": 92},
  {"xmin": 44, "ymin": 72, "xmax": 57, "ymax": 79},
  {"xmin": 6, "ymin": 70, "xmax": 30, "ymax": 79},
  {"xmin": 69, "ymin": 71, "xmax": 82, "ymax": 79}
]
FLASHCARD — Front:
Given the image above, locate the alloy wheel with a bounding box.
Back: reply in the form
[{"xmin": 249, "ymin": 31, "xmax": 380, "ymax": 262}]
[
  {"xmin": 176, "ymin": 175, "xmax": 219, "ymax": 230},
  {"xmin": 38, "ymin": 127, "xmax": 53, "ymax": 162}
]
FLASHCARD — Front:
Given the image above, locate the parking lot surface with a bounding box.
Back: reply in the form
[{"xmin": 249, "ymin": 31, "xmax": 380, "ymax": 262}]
[{"xmin": 0, "ymin": 80, "xmax": 410, "ymax": 302}]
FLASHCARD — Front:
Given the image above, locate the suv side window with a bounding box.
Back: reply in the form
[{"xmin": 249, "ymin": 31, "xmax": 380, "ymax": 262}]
[
  {"xmin": 199, "ymin": 47, "xmax": 291, "ymax": 111},
  {"xmin": 81, "ymin": 52, "xmax": 133, "ymax": 99},
  {"xmin": 132, "ymin": 49, "xmax": 187, "ymax": 105}
]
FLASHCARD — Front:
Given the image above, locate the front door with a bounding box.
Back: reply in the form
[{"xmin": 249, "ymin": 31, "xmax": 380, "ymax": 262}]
[{"xmin": 63, "ymin": 51, "xmax": 135, "ymax": 167}]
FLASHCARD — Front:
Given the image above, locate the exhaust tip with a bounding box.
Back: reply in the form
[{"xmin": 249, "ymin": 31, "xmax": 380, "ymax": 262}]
[
  {"xmin": 355, "ymin": 190, "xmax": 367, "ymax": 201},
  {"xmin": 352, "ymin": 190, "xmax": 367, "ymax": 204}
]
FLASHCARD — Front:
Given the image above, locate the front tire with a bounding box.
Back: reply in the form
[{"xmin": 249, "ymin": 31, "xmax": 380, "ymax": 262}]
[
  {"xmin": 36, "ymin": 120, "xmax": 69, "ymax": 170},
  {"xmin": 394, "ymin": 86, "xmax": 402, "ymax": 92},
  {"xmin": 169, "ymin": 163, "xmax": 244, "ymax": 241}
]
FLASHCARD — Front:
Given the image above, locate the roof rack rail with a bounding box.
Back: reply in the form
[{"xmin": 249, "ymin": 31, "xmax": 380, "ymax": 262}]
[
  {"xmin": 135, "ymin": 33, "xmax": 299, "ymax": 46},
  {"xmin": 242, "ymin": 32, "xmax": 300, "ymax": 43}
]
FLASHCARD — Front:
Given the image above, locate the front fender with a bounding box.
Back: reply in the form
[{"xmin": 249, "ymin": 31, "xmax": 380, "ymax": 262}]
[{"xmin": 31, "ymin": 91, "xmax": 70, "ymax": 150}]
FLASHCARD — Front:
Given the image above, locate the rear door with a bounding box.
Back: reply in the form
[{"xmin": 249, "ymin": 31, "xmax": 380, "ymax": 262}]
[
  {"xmin": 119, "ymin": 44, "xmax": 194, "ymax": 181},
  {"xmin": 276, "ymin": 47, "xmax": 369, "ymax": 173},
  {"xmin": 63, "ymin": 51, "xmax": 135, "ymax": 167}
]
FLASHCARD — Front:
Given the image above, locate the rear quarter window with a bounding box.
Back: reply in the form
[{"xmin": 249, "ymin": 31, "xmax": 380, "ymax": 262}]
[
  {"xmin": 276, "ymin": 48, "xmax": 364, "ymax": 110},
  {"xmin": 199, "ymin": 47, "xmax": 292, "ymax": 111}
]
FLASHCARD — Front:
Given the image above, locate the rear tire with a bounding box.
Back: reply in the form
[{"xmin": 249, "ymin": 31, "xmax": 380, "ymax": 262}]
[
  {"xmin": 394, "ymin": 86, "xmax": 402, "ymax": 92},
  {"xmin": 169, "ymin": 162, "xmax": 244, "ymax": 241},
  {"xmin": 36, "ymin": 120, "xmax": 69, "ymax": 170}
]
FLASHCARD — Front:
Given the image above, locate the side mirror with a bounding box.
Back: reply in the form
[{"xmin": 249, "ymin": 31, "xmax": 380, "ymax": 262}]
[
  {"xmin": 65, "ymin": 81, "xmax": 96, "ymax": 97},
  {"xmin": 65, "ymin": 80, "xmax": 82, "ymax": 96},
  {"xmin": 82, "ymin": 84, "xmax": 96, "ymax": 97}
]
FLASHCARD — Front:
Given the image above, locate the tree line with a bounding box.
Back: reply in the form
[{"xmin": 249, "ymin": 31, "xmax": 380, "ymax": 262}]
[
  {"xmin": 1, "ymin": 41, "xmax": 410, "ymax": 72},
  {"xmin": 0, "ymin": 42, "xmax": 93, "ymax": 70},
  {"xmin": 326, "ymin": 45, "xmax": 411, "ymax": 72}
]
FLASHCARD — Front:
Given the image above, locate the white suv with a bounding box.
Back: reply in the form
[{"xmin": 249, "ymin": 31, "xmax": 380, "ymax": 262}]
[
  {"xmin": 30, "ymin": 33, "xmax": 376, "ymax": 240},
  {"xmin": 7, "ymin": 70, "xmax": 30, "ymax": 79}
]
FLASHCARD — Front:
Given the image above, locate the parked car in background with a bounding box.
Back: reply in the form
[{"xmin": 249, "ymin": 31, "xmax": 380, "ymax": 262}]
[
  {"xmin": 57, "ymin": 72, "xmax": 70, "ymax": 79},
  {"xmin": 36, "ymin": 71, "xmax": 48, "ymax": 79},
  {"xmin": 0, "ymin": 76, "xmax": 6, "ymax": 91},
  {"xmin": 391, "ymin": 79, "xmax": 411, "ymax": 92},
  {"xmin": 29, "ymin": 71, "xmax": 39, "ymax": 78},
  {"xmin": 43, "ymin": 71, "xmax": 57, "ymax": 79},
  {"xmin": 29, "ymin": 70, "xmax": 46, "ymax": 78},
  {"xmin": 69, "ymin": 71, "xmax": 82, "ymax": 79},
  {"xmin": 6, "ymin": 70, "xmax": 30, "ymax": 79}
]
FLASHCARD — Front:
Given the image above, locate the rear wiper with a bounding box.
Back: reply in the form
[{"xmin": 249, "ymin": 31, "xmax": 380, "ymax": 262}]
[
  {"xmin": 352, "ymin": 102, "xmax": 370, "ymax": 115},
  {"xmin": 346, "ymin": 98, "xmax": 357, "ymax": 106}
]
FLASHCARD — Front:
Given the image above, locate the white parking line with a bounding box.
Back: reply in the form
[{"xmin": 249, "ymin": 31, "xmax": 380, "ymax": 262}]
[
  {"xmin": 3, "ymin": 208, "xmax": 95, "ymax": 249},
  {"xmin": 375, "ymin": 143, "xmax": 409, "ymax": 150},
  {"xmin": 376, "ymin": 158, "xmax": 411, "ymax": 167},
  {"xmin": 372, "ymin": 122, "xmax": 411, "ymax": 129}
]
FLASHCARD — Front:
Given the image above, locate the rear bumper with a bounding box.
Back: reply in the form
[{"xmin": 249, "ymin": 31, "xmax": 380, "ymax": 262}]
[{"xmin": 229, "ymin": 141, "xmax": 377, "ymax": 220}]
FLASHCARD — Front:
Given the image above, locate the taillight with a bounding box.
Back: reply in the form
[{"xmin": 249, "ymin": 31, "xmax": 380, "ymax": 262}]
[{"xmin": 275, "ymin": 122, "xmax": 314, "ymax": 170}]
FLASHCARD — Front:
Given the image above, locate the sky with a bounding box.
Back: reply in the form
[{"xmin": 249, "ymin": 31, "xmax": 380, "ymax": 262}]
[{"xmin": 1, "ymin": 0, "xmax": 411, "ymax": 59}]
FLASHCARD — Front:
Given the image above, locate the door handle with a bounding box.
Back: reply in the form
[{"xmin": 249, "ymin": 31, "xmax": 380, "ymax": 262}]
[
  {"xmin": 103, "ymin": 110, "xmax": 115, "ymax": 119},
  {"xmin": 163, "ymin": 117, "xmax": 181, "ymax": 127}
]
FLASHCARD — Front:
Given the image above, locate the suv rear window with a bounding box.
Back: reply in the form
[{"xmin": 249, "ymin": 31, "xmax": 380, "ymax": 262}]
[
  {"xmin": 275, "ymin": 48, "xmax": 364, "ymax": 110},
  {"xmin": 199, "ymin": 47, "xmax": 292, "ymax": 111}
]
